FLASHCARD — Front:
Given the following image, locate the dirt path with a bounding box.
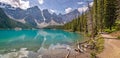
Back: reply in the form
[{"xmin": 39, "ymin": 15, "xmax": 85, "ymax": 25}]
[{"xmin": 98, "ymin": 34, "xmax": 120, "ymax": 58}]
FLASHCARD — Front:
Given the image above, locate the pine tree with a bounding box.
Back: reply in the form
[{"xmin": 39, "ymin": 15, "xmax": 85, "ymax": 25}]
[{"xmin": 104, "ymin": 0, "xmax": 117, "ymax": 30}]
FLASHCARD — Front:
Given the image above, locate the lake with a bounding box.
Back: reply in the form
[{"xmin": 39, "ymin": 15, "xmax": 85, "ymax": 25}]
[{"xmin": 0, "ymin": 29, "xmax": 84, "ymax": 58}]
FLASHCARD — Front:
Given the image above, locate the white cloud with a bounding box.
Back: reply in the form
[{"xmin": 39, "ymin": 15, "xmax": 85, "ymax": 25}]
[
  {"xmin": 38, "ymin": 0, "xmax": 44, "ymax": 4},
  {"xmin": 49, "ymin": 9, "xmax": 56, "ymax": 14},
  {"xmin": 78, "ymin": 6, "xmax": 88, "ymax": 13},
  {"xmin": 20, "ymin": 0, "xmax": 30, "ymax": 9},
  {"xmin": 77, "ymin": 2, "xmax": 84, "ymax": 5},
  {"xmin": 0, "ymin": 0, "xmax": 30, "ymax": 10},
  {"xmin": 65, "ymin": 7, "xmax": 73, "ymax": 13},
  {"xmin": 89, "ymin": 2, "xmax": 93, "ymax": 7}
]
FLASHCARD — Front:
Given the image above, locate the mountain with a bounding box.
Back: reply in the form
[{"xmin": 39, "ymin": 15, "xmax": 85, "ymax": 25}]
[
  {"xmin": 42, "ymin": 9, "xmax": 63, "ymax": 23},
  {"xmin": 61, "ymin": 9, "xmax": 80, "ymax": 22},
  {"xmin": 0, "ymin": 8, "xmax": 32, "ymax": 29},
  {"xmin": 3, "ymin": 6, "xmax": 44, "ymax": 26},
  {"xmin": 0, "ymin": 2, "xmax": 81, "ymax": 28}
]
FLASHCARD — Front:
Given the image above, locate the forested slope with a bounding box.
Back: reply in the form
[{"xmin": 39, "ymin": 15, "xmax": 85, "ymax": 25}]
[
  {"xmin": 63, "ymin": 0, "xmax": 120, "ymax": 37},
  {"xmin": 0, "ymin": 8, "xmax": 32, "ymax": 29}
]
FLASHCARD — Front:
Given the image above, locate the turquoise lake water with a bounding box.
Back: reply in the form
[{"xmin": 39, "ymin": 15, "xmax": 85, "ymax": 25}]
[{"xmin": 0, "ymin": 29, "xmax": 83, "ymax": 54}]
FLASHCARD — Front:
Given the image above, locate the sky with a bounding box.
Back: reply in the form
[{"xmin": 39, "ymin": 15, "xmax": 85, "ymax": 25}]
[
  {"xmin": 31, "ymin": 0, "xmax": 93, "ymax": 14},
  {"xmin": 0, "ymin": 0, "xmax": 93, "ymax": 14}
]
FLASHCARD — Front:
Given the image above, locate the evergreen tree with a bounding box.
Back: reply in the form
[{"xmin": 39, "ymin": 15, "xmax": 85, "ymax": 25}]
[{"xmin": 104, "ymin": 0, "xmax": 117, "ymax": 30}]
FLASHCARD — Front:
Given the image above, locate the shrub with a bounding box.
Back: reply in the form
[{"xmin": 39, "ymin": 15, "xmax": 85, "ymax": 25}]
[
  {"xmin": 104, "ymin": 29, "xmax": 116, "ymax": 33},
  {"xmin": 95, "ymin": 37, "xmax": 104, "ymax": 53},
  {"xmin": 90, "ymin": 52, "xmax": 96, "ymax": 58},
  {"xmin": 117, "ymin": 36, "xmax": 120, "ymax": 39}
]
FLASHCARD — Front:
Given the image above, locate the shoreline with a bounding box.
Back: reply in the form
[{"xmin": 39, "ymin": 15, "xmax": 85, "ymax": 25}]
[{"xmin": 0, "ymin": 44, "xmax": 90, "ymax": 58}]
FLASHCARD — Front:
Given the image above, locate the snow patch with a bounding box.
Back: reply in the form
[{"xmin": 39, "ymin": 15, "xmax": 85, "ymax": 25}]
[
  {"xmin": 49, "ymin": 20, "xmax": 63, "ymax": 26},
  {"xmin": 16, "ymin": 19, "xmax": 26, "ymax": 24},
  {"xmin": 34, "ymin": 19, "xmax": 48, "ymax": 28},
  {"xmin": 41, "ymin": 10, "xmax": 46, "ymax": 22},
  {"xmin": 78, "ymin": 6, "xmax": 88, "ymax": 13},
  {"xmin": 5, "ymin": 13, "xmax": 26, "ymax": 24},
  {"xmin": 35, "ymin": 19, "xmax": 63, "ymax": 28}
]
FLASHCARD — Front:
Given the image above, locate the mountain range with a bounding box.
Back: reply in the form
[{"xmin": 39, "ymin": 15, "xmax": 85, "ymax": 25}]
[
  {"xmin": 0, "ymin": 2, "xmax": 81, "ymax": 29},
  {"xmin": 0, "ymin": 8, "xmax": 33, "ymax": 29}
]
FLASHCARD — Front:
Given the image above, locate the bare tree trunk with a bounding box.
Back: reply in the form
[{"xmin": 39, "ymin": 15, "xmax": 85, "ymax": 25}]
[
  {"xmin": 65, "ymin": 50, "xmax": 70, "ymax": 58},
  {"xmin": 86, "ymin": 0, "xmax": 94, "ymax": 39}
]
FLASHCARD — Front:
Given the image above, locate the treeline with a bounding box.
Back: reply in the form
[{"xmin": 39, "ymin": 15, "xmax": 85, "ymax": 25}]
[
  {"xmin": 63, "ymin": 0, "xmax": 120, "ymax": 37},
  {"xmin": 64, "ymin": 12, "xmax": 87, "ymax": 32}
]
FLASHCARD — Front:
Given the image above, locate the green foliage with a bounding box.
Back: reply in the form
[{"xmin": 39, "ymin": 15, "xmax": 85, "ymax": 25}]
[
  {"xmin": 87, "ymin": 36, "xmax": 104, "ymax": 54},
  {"xmin": 63, "ymin": 12, "xmax": 88, "ymax": 33},
  {"xmin": 89, "ymin": 36, "xmax": 104, "ymax": 58},
  {"xmin": 90, "ymin": 52, "xmax": 96, "ymax": 58},
  {"xmin": 115, "ymin": 20, "xmax": 120, "ymax": 30},
  {"xmin": 86, "ymin": 33, "xmax": 92, "ymax": 37},
  {"xmin": 63, "ymin": 0, "xmax": 119, "ymax": 37},
  {"xmin": 104, "ymin": 0, "xmax": 117, "ymax": 30},
  {"xmin": 95, "ymin": 37, "xmax": 104, "ymax": 53},
  {"xmin": 104, "ymin": 29, "xmax": 116, "ymax": 33},
  {"xmin": 117, "ymin": 36, "xmax": 120, "ymax": 39}
]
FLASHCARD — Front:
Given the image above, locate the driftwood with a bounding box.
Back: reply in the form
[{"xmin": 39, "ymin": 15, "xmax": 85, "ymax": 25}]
[
  {"xmin": 75, "ymin": 41, "xmax": 92, "ymax": 53},
  {"xmin": 65, "ymin": 49, "xmax": 70, "ymax": 58}
]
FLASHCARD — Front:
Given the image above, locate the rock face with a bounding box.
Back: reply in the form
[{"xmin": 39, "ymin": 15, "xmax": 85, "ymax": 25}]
[
  {"xmin": 62, "ymin": 9, "xmax": 81, "ymax": 22},
  {"xmin": 3, "ymin": 6, "xmax": 44, "ymax": 26},
  {"xmin": 0, "ymin": 2, "xmax": 81, "ymax": 28}
]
